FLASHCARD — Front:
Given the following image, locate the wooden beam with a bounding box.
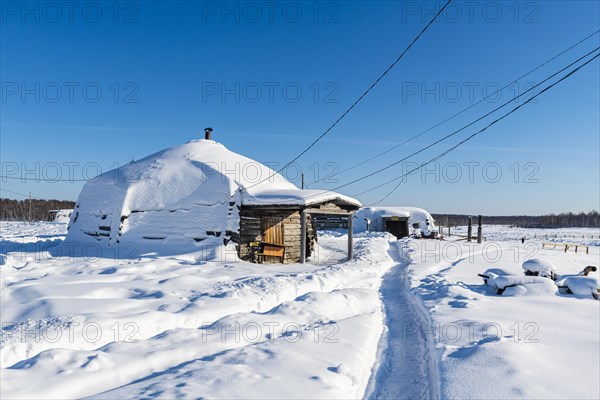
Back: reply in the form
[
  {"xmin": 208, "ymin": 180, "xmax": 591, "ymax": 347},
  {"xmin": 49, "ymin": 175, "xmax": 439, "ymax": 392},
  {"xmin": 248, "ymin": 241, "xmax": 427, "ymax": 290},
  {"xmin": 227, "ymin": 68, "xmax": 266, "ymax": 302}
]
[
  {"xmin": 300, "ymin": 210, "xmax": 307, "ymax": 263},
  {"xmin": 347, "ymin": 211, "xmax": 354, "ymax": 261},
  {"xmin": 303, "ymin": 208, "xmax": 353, "ymax": 215}
]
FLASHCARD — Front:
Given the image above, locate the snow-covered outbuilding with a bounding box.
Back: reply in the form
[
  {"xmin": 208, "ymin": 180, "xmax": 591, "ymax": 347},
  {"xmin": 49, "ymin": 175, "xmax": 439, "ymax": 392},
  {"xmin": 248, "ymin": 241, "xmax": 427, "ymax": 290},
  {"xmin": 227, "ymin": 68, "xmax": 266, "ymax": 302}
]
[
  {"xmin": 66, "ymin": 136, "xmax": 361, "ymax": 262},
  {"xmin": 48, "ymin": 209, "xmax": 73, "ymax": 222},
  {"xmin": 354, "ymin": 206, "xmax": 437, "ymax": 238}
]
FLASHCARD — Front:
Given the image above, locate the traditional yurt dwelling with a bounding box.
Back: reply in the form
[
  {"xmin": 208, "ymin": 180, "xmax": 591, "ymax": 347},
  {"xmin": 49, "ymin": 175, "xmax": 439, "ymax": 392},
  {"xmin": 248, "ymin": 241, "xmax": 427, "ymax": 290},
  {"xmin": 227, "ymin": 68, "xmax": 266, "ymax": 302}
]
[{"xmin": 66, "ymin": 131, "xmax": 361, "ymax": 263}]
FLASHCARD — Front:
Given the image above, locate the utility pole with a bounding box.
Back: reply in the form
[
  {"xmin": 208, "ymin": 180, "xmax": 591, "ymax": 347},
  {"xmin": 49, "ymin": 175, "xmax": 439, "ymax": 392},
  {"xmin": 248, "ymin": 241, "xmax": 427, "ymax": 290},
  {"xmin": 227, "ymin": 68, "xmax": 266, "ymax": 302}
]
[
  {"xmin": 477, "ymin": 215, "xmax": 483, "ymax": 244},
  {"xmin": 28, "ymin": 192, "xmax": 32, "ymax": 221},
  {"xmin": 301, "ymin": 173, "xmax": 304, "ymax": 190}
]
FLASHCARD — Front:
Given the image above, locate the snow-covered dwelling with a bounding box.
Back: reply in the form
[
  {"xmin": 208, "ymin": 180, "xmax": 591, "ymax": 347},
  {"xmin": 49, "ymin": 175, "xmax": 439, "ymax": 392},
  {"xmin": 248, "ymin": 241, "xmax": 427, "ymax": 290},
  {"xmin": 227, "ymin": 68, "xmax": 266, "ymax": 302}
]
[
  {"xmin": 354, "ymin": 206, "xmax": 437, "ymax": 238},
  {"xmin": 66, "ymin": 136, "xmax": 361, "ymax": 262},
  {"xmin": 48, "ymin": 209, "xmax": 73, "ymax": 222}
]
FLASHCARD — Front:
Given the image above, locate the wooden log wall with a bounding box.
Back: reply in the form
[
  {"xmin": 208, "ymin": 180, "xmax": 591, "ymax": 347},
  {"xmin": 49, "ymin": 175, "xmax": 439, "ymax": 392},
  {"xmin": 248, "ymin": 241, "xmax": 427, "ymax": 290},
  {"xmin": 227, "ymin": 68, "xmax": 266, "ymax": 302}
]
[
  {"xmin": 239, "ymin": 202, "xmax": 351, "ymax": 264},
  {"xmin": 239, "ymin": 206, "xmax": 315, "ymax": 263}
]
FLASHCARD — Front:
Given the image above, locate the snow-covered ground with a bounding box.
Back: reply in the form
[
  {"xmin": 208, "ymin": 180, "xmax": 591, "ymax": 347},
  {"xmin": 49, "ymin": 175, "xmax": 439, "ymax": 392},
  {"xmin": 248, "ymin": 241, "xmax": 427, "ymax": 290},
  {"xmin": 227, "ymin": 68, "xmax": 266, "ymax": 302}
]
[
  {"xmin": 400, "ymin": 230, "xmax": 600, "ymax": 399},
  {"xmin": 449, "ymin": 224, "xmax": 600, "ymax": 246},
  {"xmin": 1, "ymin": 221, "xmax": 599, "ymax": 399},
  {"xmin": 1, "ymin": 221, "xmax": 393, "ymax": 399}
]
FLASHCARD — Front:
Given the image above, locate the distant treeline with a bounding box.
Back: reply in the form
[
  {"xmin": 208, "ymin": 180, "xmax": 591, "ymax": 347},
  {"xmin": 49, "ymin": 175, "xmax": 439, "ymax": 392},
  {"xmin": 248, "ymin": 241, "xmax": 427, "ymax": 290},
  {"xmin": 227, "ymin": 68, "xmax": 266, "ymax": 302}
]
[
  {"xmin": 432, "ymin": 211, "xmax": 600, "ymax": 229},
  {"xmin": 2, "ymin": 197, "xmax": 599, "ymax": 229},
  {"xmin": 0, "ymin": 198, "xmax": 76, "ymax": 221}
]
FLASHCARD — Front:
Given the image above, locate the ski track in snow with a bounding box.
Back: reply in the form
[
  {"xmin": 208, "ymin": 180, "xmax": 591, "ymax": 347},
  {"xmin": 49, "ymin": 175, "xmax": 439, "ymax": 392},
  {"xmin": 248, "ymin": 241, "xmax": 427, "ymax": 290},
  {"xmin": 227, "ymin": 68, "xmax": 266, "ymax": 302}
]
[{"xmin": 368, "ymin": 241, "xmax": 438, "ymax": 400}]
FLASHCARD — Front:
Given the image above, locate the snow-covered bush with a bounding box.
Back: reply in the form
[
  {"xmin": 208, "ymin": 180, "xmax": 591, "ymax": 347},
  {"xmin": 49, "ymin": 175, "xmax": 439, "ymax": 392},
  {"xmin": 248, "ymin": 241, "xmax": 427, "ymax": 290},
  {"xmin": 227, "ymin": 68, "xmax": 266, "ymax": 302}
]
[
  {"xmin": 560, "ymin": 276, "xmax": 599, "ymax": 299},
  {"xmin": 522, "ymin": 258, "xmax": 557, "ymax": 279},
  {"xmin": 555, "ymin": 272, "xmax": 599, "ymax": 300},
  {"xmin": 485, "ymin": 274, "xmax": 557, "ymax": 296}
]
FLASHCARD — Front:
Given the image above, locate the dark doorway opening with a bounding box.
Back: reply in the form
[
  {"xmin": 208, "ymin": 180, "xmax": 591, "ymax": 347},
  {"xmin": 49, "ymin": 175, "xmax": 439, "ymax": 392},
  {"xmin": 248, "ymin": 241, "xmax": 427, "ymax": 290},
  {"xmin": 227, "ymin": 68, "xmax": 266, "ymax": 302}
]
[{"xmin": 384, "ymin": 219, "xmax": 409, "ymax": 239}]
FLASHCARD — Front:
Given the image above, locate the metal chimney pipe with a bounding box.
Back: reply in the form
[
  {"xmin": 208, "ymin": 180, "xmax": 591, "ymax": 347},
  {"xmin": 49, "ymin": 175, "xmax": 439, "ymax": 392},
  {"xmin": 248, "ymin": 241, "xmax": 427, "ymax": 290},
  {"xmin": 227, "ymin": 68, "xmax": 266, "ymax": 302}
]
[{"xmin": 204, "ymin": 127, "xmax": 213, "ymax": 140}]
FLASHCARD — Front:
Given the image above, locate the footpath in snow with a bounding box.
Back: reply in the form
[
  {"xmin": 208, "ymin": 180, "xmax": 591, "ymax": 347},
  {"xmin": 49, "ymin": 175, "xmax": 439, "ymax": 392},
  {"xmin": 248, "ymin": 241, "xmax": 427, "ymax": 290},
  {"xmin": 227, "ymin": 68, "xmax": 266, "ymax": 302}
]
[{"xmin": 367, "ymin": 241, "xmax": 438, "ymax": 400}]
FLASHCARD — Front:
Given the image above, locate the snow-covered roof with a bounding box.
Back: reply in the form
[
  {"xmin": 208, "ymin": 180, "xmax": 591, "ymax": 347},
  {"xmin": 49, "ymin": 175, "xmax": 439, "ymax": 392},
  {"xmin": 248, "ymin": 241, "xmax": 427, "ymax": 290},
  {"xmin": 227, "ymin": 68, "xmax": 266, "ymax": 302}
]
[
  {"xmin": 375, "ymin": 206, "xmax": 428, "ymax": 218},
  {"xmin": 244, "ymin": 189, "xmax": 361, "ymax": 208},
  {"xmin": 66, "ymin": 139, "xmax": 360, "ymax": 250}
]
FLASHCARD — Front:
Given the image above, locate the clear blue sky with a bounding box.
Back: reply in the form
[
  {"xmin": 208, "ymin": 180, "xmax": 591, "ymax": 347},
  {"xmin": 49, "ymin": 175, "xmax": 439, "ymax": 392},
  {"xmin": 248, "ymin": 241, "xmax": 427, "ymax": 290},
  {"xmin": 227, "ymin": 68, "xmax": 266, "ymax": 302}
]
[{"xmin": 1, "ymin": 0, "xmax": 599, "ymax": 215}]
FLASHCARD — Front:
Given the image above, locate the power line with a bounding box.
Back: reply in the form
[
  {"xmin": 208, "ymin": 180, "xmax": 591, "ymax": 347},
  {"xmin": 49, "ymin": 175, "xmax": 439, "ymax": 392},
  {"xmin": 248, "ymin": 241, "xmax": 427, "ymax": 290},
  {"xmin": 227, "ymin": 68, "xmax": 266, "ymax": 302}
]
[
  {"xmin": 5, "ymin": 46, "xmax": 595, "ymax": 205},
  {"xmin": 244, "ymin": 46, "xmax": 599, "ymax": 207},
  {"xmin": 0, "ymin": 175, "xmax": 90, "ymax": 182},
  {"xmin": 324, "ymin": 46, "xmax": 599, "ymax": 193},
  {"xmin": 363, "ymin": 53, "xmax": 600, "ymax": 205},
  {"xmin": 246, "ymin": 0, "xmax": 453, "ymax": 189},
  {"xmin": 0, "ymin": 188, "xmax": 30, "ymax": 198},
  {"xmin": 0, "ymin": 0, "xmax": 450, "ymax": 187},
  {"xmin": 10, "ymin": 47, "xmax": 589, "ymax": 206},
  {"xmin": 329, "ymin": 29, "xmax": 600, "ymax": 180}
]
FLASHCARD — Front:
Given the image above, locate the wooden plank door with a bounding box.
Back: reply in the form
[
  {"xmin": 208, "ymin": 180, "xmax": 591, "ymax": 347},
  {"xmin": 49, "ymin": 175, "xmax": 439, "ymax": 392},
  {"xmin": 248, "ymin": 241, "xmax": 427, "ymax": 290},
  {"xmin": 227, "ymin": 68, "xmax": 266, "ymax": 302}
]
[
  {"xmin": 261, "ymin": 216, "xmax": 284, "ymax": 263},
  {"xmin": 262, "ymin": 217, "xmax": 284, "ymax": 245}
]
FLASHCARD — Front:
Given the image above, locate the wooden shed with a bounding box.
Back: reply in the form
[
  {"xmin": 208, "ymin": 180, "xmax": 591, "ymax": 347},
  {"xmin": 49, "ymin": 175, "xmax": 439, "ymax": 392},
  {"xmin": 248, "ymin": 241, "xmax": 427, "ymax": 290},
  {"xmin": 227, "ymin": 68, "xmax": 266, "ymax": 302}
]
[
  {"xmin": 354, "ymin": 206, "xmax": 438, "ymax": 239},
  {"xmin": 237, "ymin": 192, "xmax": 360, "ymax": 263}
]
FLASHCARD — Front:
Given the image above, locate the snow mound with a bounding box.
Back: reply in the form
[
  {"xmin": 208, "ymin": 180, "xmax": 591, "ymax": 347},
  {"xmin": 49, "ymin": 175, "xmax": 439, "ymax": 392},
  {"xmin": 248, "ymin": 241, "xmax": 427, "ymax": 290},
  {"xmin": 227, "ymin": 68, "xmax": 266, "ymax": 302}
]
[{"xmin": 522, "ymin": 258, "xmax": 557, "ymax": 278}]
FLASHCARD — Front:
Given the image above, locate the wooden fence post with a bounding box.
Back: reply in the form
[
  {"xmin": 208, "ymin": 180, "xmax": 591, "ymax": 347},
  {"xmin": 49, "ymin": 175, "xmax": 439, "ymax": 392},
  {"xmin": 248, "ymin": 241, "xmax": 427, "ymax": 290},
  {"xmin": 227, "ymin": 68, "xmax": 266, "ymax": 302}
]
[
  {"xmin": 467, "ymin": 217, "xmax": 472, "ymax": 242},
  {"xmin": 347, "ymin": 212, "xmax": 354, "ymax": 261},
  {"xmin": 300, "ymin": 211, "xmax": 307, "ymax": 263},
  {"xmin": 477, "ymin": 215, "xmax": 483, "ymax": 244}
]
